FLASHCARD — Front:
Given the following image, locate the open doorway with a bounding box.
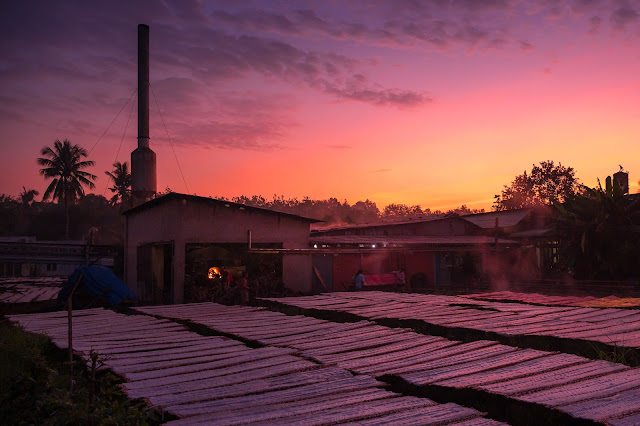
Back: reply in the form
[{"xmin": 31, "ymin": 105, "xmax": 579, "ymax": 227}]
[
  {"xmin": 184, "ymin": 242, "xmax": 282, "ymax": 303},
  {"xmin": 137, "ymin": 242, "xmax": 173, "ymax": 304}
]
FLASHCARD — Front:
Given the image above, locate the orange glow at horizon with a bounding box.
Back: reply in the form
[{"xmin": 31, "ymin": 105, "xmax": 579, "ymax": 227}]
[{"xmin": 2, "ymin": 2, "xmax": 639, "ymax": 212}]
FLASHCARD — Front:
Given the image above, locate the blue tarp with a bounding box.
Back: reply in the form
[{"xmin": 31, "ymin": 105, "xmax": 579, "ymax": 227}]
[{"xmin": 58, "ymin": 266, "xmax": 135, "ymax": 306}]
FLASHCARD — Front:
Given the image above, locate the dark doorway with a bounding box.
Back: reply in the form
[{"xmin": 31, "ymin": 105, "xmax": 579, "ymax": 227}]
[
  {"xmin": 137, "ymin": 242, "xmax": 173, "ymax": 304},
  {"xmin": 184, "ymin": 243, "xmax": 282, "ymax": 302}
]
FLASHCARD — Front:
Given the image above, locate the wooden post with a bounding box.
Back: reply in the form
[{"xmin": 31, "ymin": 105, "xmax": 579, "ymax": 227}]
[
  {"xmin": 312, "ymin": 265, "xmax": 330, "ymax": 293},
  {"xmin": 68, "ymin": 273, "xmax": 83, "ymax": 391}
]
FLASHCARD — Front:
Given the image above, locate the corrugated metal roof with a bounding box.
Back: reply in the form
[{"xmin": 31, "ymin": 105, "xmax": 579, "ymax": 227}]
[
  {"xmin": 311, "ymin": 209, "xmax": 536, "ymax": 233},
  {"xmin": 311, "ymin": 215, "xmax": 458, "ymax": 233},
  {"xmin": 123, "ymin": 192, "xmax": 321, "ymax": 222},
  {"xmin": 310, "ymin": 235, "xmax": 518, "ymax": 246},
  {"xmin": 461, "ymin": 209, "xmax": 530, "ymax": 229}
]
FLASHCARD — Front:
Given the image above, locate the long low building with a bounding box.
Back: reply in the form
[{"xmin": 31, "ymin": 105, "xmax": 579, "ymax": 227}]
[
  {"xmin": 0, "ymin": 237, "xmax": 115, "ymax": 278},
  {"xmin": 308, "ymin": 208, "xmax": 554, "ymax": 291},
  {"xmin": 308, "ymin": 234, "xmax": 520, "ymax": 291}
]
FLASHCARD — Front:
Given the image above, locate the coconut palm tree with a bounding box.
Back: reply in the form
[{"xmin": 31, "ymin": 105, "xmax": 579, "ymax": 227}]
[
  {"xmin": 37, "ymin": 139, "xmax": 97, "ymax": 239},
  {"xmin": 105, "ymin": 161, "xmax": 132, "ymax": 209}
]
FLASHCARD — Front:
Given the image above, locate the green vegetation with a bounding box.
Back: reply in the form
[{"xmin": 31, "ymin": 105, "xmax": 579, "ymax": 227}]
[
  {"xmin": 591, "ymin": 340, "xmax": 634, "ymax": 365},
  {"xmin": 0, "ymin": 320, "xmax": 168, "ymax": 425}
]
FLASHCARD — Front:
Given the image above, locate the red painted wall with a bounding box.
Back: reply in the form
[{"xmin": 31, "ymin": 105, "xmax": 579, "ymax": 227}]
[
  {"xmin": 332, "ymin": 253, "xmax": 360, "ymax": 291},
  {"xmin": 331, "ymin": 250, "xmax": 435, "ymax": 291},
  {"xmin": 405, "ymin": 251, "xmax": 436, "ymax": 288}
]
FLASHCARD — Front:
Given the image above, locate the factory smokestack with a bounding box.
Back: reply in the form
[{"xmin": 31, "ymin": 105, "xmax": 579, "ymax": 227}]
[{"xmin": 131, "ymin": 24, "xmax": 157, "ymax": 205}]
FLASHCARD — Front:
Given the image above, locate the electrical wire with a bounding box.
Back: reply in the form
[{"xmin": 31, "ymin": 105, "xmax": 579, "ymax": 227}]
[
  {"xmin": 103, "ymin": 97, "xmax": 136, "ymax": 198},
  {"xmin": 88, "ymin": 87, "xmax": 137, "ymax": 155},
  {"xmin": 150, "ymin": 84, "xmax": 191, "ymax": 194}
]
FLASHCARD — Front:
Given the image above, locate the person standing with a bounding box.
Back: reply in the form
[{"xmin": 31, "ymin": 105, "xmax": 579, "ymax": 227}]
[
  {"xmin": 353, "ymin": 269, "xmax": 365, "ymax": 291},
  {"xmin": 238, "ymin": 271, "xmax": 249, "ymax": 305}
]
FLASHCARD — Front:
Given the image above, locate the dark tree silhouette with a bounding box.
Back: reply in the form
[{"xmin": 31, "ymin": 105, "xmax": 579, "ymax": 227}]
[
  {"xmin": 556, "ymin": 176, "xmax": 640, "ymax": 280},
  {"xmin": 494, "ymin": 161, "xmax": 580, "ymax": 211},
  {"xmin": 105, "ymin": 161, "xmax": 132, "ymax": 209},
  {"xmin": 19, "ymin": 187, "xmax": 39, "ymax": 206},
  {"xmin": 382, "ymin": 203, "xmax": 424, "ymax": 219},
  {"xmin": 37, "ymin": 139, "xmax": 97, "ymax": 239},
  {"xmin": 229, "ymin": 193, "xmax": 481, "ymax": 223}
]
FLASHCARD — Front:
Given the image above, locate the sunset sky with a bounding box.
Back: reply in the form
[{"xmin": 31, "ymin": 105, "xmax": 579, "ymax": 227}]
[{"xmin": 1, "ymin": 0, "xmax": 639, "ymax": 211}]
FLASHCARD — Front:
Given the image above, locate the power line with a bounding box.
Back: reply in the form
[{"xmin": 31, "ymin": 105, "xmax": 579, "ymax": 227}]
[
  {"xmin": 103, "ymin": 96, "xmax": 136, "ymax": 198},
  {"xmin": 116, "ymin": 96, "xmax": 136, "ymax": 168},
  {"xmin": 88, "ymin": 87, "xmax": 137, "ymax": 155},
  {"xmin": 150, "ymin": 84, "xmax": 190, "ymax": 195}
]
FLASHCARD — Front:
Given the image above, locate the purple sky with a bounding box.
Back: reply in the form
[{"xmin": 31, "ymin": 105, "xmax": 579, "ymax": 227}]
[{"xmin": 2, "ymin": 0, "xmax": 639, "ymax": 209}]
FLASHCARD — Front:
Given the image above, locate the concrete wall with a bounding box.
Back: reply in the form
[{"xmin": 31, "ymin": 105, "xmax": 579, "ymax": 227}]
[
  {"xmin": 125, "ymin": 197, "xmax": 312, "ymax": 303},
  {"xmin": 125, "ymin": 200, "xmax": 179, "ymax": 300},
  {"xmin": 175, "ymin": 200, "xmax": 310, "ymax": 247}
]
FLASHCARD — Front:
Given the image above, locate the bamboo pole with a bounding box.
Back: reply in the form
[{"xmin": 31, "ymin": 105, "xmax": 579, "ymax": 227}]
[{"xmin": 68, "ymin": 273, "xmax": 83, "ymax": 391}]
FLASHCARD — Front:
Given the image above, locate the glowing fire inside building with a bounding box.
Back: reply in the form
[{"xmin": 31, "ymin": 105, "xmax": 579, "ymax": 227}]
[{"xmin": 208, "ymin": 267, "xmax": 222, "ymax": 280}]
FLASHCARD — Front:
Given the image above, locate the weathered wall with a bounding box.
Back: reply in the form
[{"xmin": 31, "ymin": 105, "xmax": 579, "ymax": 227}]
[
  {"xmin": 125, "ymin": 199, "xmax": 179, "ymax": 299},
  {"xmin": 175, "ymin": 199, "xmax": 310, "ymax": 247},
  {"xmin": 126, "ymin": 197, "xmax": 312, "ymax": 303}
]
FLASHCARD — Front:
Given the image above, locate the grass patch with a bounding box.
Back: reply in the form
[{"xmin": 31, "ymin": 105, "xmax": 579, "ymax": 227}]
[
  {"xmin": 590, "ymin": 340, "xmax": 636, "ymax": 365},
  {"xmin": 0, "ymin": 318, "xmax": 173, "ymax": 425}
]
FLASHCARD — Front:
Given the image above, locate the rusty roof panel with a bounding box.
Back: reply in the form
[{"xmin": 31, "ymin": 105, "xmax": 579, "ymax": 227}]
[{"xmin": 310, "ymin": 235, "xmax": 518, "ymax": 246}]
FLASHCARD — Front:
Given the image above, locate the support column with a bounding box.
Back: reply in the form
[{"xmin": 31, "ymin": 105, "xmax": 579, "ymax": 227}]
[{"xmin": 173, "ymin": 239, "xmax": 185, "ymax": 304}]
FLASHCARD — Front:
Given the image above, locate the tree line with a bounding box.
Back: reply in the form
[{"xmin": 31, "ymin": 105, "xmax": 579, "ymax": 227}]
[
  {"xmin": 1, "ymin": 139, "xmax": 131, "ymax": 243},
  {"xmin": 2, "ymin": 139, "xmax": 638, "ymax": 281},
  {"xmin": 219, "ymin": 195, "xmax": 485, "ymax": 224},
  {"xmin": 3, "ymin": 138, "xmax": 488, "ymax": 242},
  {"xmin": 495, "ymin": 161, "xmax": 639, "ymax": 280}
]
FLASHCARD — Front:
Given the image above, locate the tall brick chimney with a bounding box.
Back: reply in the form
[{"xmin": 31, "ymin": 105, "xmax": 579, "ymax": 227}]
[{"xmin": 131, "ymin": 24, "xmax": 157, "ymax": 206}]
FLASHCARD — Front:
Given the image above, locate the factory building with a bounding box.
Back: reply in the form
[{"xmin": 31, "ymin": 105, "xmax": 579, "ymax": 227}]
[{"xmin": 124, "ymin": 192, "xmax": 318, "ymax": 304}]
